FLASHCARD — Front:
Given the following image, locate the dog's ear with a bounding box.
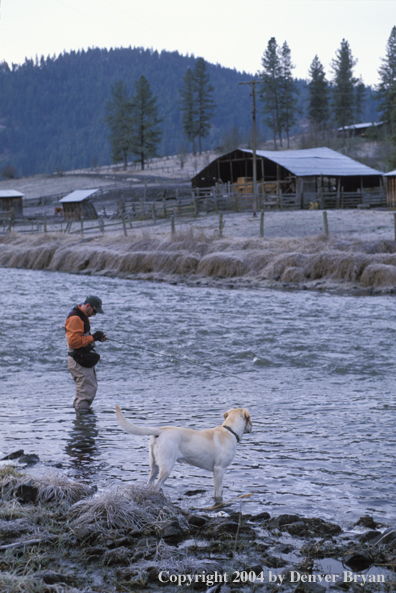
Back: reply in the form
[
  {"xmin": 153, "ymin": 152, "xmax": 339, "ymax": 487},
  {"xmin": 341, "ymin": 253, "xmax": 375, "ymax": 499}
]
[
  {"xmin": 244, "ymin": 410, "xmax": 251, "ymax": 421},
  {"xmin": 223, "ymin": 411, "xmax": 229, "ymax": 419}
]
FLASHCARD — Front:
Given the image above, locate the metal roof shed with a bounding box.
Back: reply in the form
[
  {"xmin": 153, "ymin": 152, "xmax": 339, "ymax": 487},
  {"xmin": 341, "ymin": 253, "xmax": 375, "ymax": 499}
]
[
  {"xmin": 192, "ymin": 147, "xmax": 382, "ymax": 188},
  {"xmin": 337, "ymin": 121, "xmax": 384, "ymax": 138},
  {"xmin": 192, "ymin": 147, "xmax": 384, "ymax": 208},
  {"xmin": 59, "ymin": 189, "xmax": 99, "ymax": 221},
  {"xmin": 0, "ymin": 190, "xmax": 24, "ymax": 217}
]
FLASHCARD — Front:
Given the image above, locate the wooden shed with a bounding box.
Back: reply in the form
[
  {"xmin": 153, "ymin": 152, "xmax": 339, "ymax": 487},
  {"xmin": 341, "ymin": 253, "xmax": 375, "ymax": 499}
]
[
  {"xmin": 0, "ymin": 190, "xmax": 24, "ymax": 217},
  {"xmin": 59, "ymin": 189, "xmax": 99, "ymax": 221},
  {"xmin": 385, "ymin": 170, "xmax": 396, "ymax": 208}
]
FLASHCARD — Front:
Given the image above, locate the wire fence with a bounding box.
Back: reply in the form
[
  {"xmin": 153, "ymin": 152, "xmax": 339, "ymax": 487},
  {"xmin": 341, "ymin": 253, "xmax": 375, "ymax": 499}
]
[{"xmin": 0, "ymin": 181, "xmax": 387, "ymax": 237}]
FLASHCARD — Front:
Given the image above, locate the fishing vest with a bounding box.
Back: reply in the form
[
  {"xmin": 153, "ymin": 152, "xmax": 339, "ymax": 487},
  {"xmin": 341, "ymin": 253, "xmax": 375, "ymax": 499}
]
[{"xmin": 67, "ymin": 306, "xmax": 92, "ymax": 352}]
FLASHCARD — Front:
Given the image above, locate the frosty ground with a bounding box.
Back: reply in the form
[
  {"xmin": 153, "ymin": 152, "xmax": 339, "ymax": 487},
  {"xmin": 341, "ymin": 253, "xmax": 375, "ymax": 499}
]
[{"xmin": 2, "ymin": 208, "xmax": 396, "ymax": 295}]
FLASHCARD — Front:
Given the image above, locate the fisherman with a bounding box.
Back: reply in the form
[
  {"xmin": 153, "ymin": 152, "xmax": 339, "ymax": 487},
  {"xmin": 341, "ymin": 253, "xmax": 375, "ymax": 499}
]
[{"xmin": 65, "ymin": 295, "xmax": 108, "ymax": 411}]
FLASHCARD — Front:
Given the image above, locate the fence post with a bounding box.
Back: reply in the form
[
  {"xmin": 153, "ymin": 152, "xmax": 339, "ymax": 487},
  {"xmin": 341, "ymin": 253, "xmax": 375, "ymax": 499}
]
[
  {"xmin": 152, "ymin": 204, "xmax": 156, "ymax": 224},
  {"xmin": 394, "ymin": 212, "xmax": 396, "ymax": 242},
  {"xmin": 171, "ymin": 215, "xmax": 175, "ymax": 236},
  {"xmin": 192, "ymin": 192, "xmax": 198, "ymax": 216},
  {"xmin": 122, "ymin": 214, "xmax": 127, "ymax": 237},
  {"xmin": 260, "ymin": 210, "xmax": 264, "ymax": 238},
  {"xmin": 7, "ymin": 207, "xmax": 14, "ymax": 233},
  {"xmin": 219, "ymin": 213, "xmax": 225, "ymax": 237},
  {"xmin": 44, "ymin": 212, "xmax": 47, "ymax": 233},
  {"xmin": 80, "ymin": 218, "xmax": 84, "ymax": 236},
  {"xmin": 323, "ymin": 211, "xmax": 329, "ymax": 236}
]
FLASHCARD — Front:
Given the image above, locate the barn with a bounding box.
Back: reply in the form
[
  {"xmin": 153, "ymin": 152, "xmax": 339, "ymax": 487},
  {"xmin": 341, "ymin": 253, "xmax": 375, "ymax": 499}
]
[
  {"xmin": 59, "ymin": 189, "xmax": 99, "ymax": 221},
  {"xmin": 191, "ymin": 147, "xmax": 385, "ymax": 209},
  {"xmin": 0, "ymin": 190, "xmax": 24, "ymax": 217}
]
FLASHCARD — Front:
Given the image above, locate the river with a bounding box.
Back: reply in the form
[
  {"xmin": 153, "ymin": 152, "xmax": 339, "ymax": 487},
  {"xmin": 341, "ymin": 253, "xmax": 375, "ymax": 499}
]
[{"xmin": 1, "ymin": 267, "xmax": 395, "ymax": 527}]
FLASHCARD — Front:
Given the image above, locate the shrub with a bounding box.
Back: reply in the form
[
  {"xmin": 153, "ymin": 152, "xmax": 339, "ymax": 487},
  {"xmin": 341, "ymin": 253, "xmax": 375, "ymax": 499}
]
[{"xmin": 1, "ymin": 165, "xmax": 17, "ymax": 179}]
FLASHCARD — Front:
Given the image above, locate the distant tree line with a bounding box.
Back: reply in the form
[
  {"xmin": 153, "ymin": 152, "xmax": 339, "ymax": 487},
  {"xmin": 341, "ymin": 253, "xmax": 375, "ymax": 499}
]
[
  {"xmin": 0, "ymin": 30, "xmax": 391, "ymax": 178},
  {"xmin": 258, "ymin": 31, "xmax": 396, "ymax": 150}
]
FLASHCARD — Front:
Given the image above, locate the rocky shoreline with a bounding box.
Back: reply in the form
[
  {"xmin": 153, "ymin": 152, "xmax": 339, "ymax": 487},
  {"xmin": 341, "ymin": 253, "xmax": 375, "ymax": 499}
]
[{"xmin": 0, "ymin": 460, "xmax": 395, "ymax": 593}]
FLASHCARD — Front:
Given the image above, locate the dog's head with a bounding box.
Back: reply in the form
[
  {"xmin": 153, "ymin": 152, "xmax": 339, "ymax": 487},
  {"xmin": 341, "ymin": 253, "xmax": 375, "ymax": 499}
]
[{"xmin": 223, "ymin": 408, "xmax": 252, "ymax": 434}]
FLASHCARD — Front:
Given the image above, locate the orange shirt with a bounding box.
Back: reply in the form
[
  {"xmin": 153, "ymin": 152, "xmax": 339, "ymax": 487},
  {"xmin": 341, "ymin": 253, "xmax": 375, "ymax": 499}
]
[{"xmin": 65, "ymin": 306, "xmax": 94, "ymax": 350}]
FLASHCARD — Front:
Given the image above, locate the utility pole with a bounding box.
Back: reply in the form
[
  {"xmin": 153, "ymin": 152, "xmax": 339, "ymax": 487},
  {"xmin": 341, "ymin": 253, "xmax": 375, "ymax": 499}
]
[{"xmin": 239, "ymin": 79, "xmax": 261, "ymax": 216}]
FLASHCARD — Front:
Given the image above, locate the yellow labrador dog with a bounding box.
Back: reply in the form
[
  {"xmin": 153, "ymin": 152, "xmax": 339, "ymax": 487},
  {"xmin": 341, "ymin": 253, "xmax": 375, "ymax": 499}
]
[{"xmin": 115, "ymin": 406, "xmax": 252, "ymax": 501}]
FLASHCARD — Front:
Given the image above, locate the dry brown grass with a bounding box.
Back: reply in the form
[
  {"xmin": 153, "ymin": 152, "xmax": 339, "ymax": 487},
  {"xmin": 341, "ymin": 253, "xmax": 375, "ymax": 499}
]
[
  {"xmin": 0, "ymin": 572, "xmax": 66, "ymax": 593},
  {"xmin": 68, "ymin": 484, "xmax": 189, "ymax": 536},
  {"xmin": 2, "ymin": 225, "xmax": 396, "ymax": 290},
  {"xmin": 0, "ymin": 469, "xmax": 93, "ymax": 506}
]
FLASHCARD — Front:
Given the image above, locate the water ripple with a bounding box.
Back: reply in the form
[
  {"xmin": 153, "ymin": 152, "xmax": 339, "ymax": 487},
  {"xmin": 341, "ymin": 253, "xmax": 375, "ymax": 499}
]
[{"xmin": 1, "ymin": 267, "xmax": 396, "ymax": 526}]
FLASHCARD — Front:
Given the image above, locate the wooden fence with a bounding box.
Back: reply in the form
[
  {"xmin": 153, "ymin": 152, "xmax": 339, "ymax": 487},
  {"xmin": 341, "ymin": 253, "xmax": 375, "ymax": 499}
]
[{"xmin": 0, "ymin": 183, "xmax": 388, "ymax": 236}]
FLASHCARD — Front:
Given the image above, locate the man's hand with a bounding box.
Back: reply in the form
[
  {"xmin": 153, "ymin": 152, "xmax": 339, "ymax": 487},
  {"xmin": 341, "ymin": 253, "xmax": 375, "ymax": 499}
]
[{"xmin": 93, "ymin": 331, "xmax": 108, "ymax": 342}]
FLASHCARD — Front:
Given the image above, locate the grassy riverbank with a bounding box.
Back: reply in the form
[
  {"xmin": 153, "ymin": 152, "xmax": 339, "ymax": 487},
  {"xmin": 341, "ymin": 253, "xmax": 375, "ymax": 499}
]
[
  {"xmin": 0, "ymin": 464, "xmax": 395, "ymax": 592},
  {"xmin": 2, "ymin": 209, "xmax": 396, "ymax": 294}
]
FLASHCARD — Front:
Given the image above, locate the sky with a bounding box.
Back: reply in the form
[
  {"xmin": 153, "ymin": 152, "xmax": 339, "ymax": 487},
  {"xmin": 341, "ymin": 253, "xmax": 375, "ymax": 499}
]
[{"xmin": 0, "ymin": 0, "xmax": 395, "ymax": 86}]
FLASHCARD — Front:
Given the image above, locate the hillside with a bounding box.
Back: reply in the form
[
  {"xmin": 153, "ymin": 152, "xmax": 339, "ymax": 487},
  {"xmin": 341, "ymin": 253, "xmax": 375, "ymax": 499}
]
[{"xmin": 0, "ymin": 47, "xmax": 380, "ymax": 177}]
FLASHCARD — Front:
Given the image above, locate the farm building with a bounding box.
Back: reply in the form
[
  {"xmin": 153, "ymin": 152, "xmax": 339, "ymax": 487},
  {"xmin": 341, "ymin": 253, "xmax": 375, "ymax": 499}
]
[
  {"xmin": 385, "ymin": 170, "xmax": 396, "ymax": 208},
  {"xmin": 191, "ymin": 147, "xmax": 385, "ymax": 209},
  {"xmin": 337, "ymin": 121, "xmax": 384, "ymax": 138},
  {"xmin": 0, "ymin": 190, "xmax": 24, "ymax": 217},
  {"xmin": 59, "ymin": 189, "xmax": 99, "ymax": 221}
]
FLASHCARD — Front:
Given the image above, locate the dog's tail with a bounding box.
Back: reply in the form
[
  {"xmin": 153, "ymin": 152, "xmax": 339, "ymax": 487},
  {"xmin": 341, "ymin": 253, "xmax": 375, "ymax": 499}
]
[{"xmin": 115, "ymin": 405, "xmax": 162, "ymax": 437}]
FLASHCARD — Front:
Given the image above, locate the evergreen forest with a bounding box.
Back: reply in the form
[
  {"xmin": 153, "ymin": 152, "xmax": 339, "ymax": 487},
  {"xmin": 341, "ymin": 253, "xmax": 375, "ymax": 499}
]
[{"xmin": 0, "ymin": 46, "xmax": 380, "ymax": 177}]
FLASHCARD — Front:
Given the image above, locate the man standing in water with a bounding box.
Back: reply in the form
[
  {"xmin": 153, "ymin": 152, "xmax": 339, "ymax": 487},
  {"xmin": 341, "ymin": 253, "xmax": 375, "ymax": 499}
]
[{"xmin": 65, "ymin": 295, "xmax": 107, "ymax": 411}]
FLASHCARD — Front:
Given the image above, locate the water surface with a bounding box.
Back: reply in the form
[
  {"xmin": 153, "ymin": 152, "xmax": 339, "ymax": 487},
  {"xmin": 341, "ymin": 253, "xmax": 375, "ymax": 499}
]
[{"xmin": 1, "ymin": 267, "xmax": 395, "ymax": 526}]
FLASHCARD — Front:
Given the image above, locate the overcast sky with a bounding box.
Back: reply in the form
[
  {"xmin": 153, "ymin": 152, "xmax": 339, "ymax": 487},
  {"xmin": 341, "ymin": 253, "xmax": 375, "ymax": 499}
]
[{"xmin": 0, "ymin": 0, "xmax": 395, "ymax": 86}]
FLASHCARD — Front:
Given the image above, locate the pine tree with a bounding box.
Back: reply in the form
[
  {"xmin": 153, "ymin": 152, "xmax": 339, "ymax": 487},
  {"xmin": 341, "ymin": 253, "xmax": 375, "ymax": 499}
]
[
  {"xmin": 279, "ymin": 41, "xmax": 298, "ymax": 148},
  {"xmin": 192, "ymin": 58, "xmax": 215, "ymax": 155},
  {"xmin": 180, "ymin": 68, "xmax": 197, "ymax": 155},
  {"xmin": 378, "ymin": 26, "xmax": 396, "ymax": 134},
  {"xmin": 104, "ymin": 80, "xmax": 132, "ymax": 169},
  {"xmin": 331, "ymin": 39, "xmax": 358, "ymax": 134},
  {"xmin": 259, "ymin": 37, "xmax": 283, "ymax": 149},
  {"xmin": 308, "ymin": 55, "xmax": 330, "ymax": 142},
  {"xmin": 130, "ymin": 76, "xmax": 162, "ymax": 170},
  {"xmin": 355, "ymin": 78, "xmax": 366, "ymax": 123}
]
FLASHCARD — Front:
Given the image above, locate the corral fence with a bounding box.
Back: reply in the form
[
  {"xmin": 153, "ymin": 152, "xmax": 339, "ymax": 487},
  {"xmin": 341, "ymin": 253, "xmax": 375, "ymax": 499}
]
[{"xmin": 0, "ymin": 180, "xmax": 388, "ymax": 236}]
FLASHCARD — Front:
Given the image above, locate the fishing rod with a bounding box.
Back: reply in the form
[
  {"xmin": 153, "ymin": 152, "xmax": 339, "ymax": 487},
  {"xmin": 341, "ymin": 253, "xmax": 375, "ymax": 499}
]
[{"xmin": 108, "ymin": 337, "xmax": 266, "ymax": 389}]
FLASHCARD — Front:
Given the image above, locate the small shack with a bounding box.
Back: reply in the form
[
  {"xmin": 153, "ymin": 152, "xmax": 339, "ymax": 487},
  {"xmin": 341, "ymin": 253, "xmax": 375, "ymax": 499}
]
[
  {"xmin": 337, "ymin": 121, "xmax": 384, "ymax": 138},
  {"xmin": 59, "ymin": 189, "xmax": 99, "ymax": 221},
  {"xmin": 0, "ymin": 190, "xmax": 24, "ymax": 217},
  {"xmin": 385, "ymin": 170, "xmax": 396, "ymax": 208}
]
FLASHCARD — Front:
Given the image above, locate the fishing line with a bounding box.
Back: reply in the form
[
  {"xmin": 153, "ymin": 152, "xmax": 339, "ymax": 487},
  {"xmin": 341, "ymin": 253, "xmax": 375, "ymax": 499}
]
[{"xmin": 108, "ymin": 337, "xmax": 266, "ymax": 389}]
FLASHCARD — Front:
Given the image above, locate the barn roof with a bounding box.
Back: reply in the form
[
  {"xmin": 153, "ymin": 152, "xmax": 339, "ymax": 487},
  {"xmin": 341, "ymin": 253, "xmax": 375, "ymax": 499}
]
[
  {"xmin": 384, "ymin": 170, "xmax": 396, "ymax": 176},
  {"xmin": 337, "ymin": 121, "xmax": 384, "ymax": 132},
  {"xmin": 242, "ymin": 147, "xmax": 382, "ymax": 177},
  {"xmin": 0, "ymin": 190, "xmax": 25, "ymax": 198},
  {"xmin": 59, "ymin": 189, "xmax": 99, "ymax": 203}
]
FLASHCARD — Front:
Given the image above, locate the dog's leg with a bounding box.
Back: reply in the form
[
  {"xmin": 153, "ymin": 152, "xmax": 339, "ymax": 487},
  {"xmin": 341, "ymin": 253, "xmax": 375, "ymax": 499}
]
[
  {"xmin": 213, "ymin": 466, "xmax": 225, "ymax": 501},
  {"xmin": 155, "ymin": 465, "xmax": 173, "ymax": 490},
  {"xmin": 148, "ymin": 439, "xmax": 160, "ymax": 484},
  {"xmin": 153, "ymin": 442, "xmax": 178, "ymax": 491},
  {"xmin": 148, "ymin": 463, "xmax": 159, "ymax": 484}
]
